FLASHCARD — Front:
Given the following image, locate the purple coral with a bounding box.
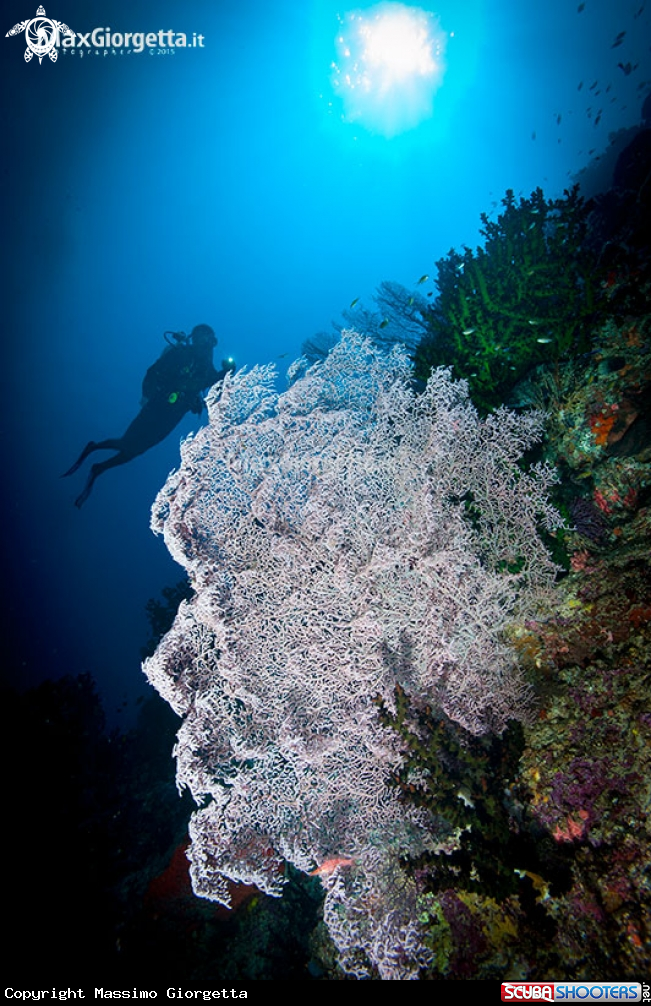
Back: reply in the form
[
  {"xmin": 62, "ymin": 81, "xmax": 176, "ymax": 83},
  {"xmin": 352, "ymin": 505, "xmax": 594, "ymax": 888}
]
[
  {"xmin": 570, "ymin": 496, "xmax": 609, "ymax": 544},
  {"xmin": 144, "ymin": 333, "xmax": 563, "ymax": 977}
]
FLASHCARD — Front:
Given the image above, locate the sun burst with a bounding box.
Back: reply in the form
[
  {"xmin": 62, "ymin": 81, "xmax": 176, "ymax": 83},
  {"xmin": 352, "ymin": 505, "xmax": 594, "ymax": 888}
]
[{"xmin": 331, "ymin": 3, "xmax": 446, "ymax": 136}]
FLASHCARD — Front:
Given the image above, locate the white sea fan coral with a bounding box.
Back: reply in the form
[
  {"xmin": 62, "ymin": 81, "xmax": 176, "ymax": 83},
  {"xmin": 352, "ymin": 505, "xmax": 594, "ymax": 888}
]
[{"xmin": 144, "ymin": 332, "xmax": 562, "ymax": 977}]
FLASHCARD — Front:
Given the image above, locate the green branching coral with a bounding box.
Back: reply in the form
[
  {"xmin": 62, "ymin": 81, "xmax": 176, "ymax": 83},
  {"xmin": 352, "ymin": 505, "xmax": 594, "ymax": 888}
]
[
  {"xmin": 375, "ymin": 684, "xmax": 526, "ymax": 898},
  {"xmin": 415, "ymin": 186, "xmax": 603, "ymax": 411},
  {"xmin": 375, "ymin": 684, "xmax": 574, "ymax": 912}
]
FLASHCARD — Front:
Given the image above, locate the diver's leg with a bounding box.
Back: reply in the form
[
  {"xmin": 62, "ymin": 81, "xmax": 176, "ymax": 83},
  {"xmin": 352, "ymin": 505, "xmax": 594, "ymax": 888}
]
[
  {"xmin": 62, "ymin": 438, "xmax": 122, "ymax": 477},
  {"xmin": 72, "ymin": 401, "xmax": 187, "ymax": 505}
]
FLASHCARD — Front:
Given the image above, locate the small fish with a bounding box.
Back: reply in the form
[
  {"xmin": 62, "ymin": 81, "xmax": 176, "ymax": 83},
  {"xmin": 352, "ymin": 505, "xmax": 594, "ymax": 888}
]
[
  {"xmin": 417, "ymin": 274, "xmax": 429, "ymax": 284},
  {"xmin": 462, "ymin": 327, "xmax": 476, "ymax": 335},
  {"xmin": 350, "ymin": 297, "xmax": 360, "ymax": 308},
  {"xmin": 577, "ymin": 2, "xmax": 585, "ymax": 10},
  {"xmin": 528, "ymin": 319, "xmax": 540, "ymax": 326},
  {"xmin": 556, "ymin": 113, "xmax": 562, "ymax": 125},
  {"xmin": 618, "ymin": 61, "xmax": 634, "ymax": 75},
  {"xmin": 536, "ymin": 337, "xmax": 553, "ymax": 344},
  {"xmin": 531, "ymin": 130, "xmax": 537, "ymax": 140},
  {"xmin": 277, "ymin": 352, "xmax": 289, "ymax": 359},
  {"xmin": 578, "ymin": 80, "xmax": 584, "ymax": 90},
  {"xmin": 408, "ymin": 296, "xmax": 415, "ymax": 306},
  {"xmin": 310, "ymin": 856, "xmax": 355, "ymax": 877},
  {"xmin": 611, "ymin": 31, "xmax": 626, "ymax": 48},
  {"xmin": 589, "ymin": 80, "xmax": 598, "ymax": 90},
  {"xmin": 379, "ymin": 318, "xmax": 389, "ymax": 329},
  {"xmin": 594, "ymin": 112, "xmax": 602, "ymax": 126}
]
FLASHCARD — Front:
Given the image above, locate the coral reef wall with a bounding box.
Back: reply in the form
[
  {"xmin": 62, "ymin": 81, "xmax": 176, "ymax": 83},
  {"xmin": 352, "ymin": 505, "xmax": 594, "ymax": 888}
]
[{"xmin": 143, "ymin": 333, "xmax": 563, "ymax": 977}]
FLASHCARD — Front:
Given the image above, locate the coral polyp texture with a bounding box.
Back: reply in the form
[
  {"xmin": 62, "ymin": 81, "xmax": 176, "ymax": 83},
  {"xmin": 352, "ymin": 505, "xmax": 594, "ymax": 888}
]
[{"xmin": 144, "ymin": 332, "xmax": 562, "ymax": 978}]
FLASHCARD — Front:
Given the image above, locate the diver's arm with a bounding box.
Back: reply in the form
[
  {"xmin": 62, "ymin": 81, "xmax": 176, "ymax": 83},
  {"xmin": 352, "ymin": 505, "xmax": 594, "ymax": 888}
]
[{"xmin": 198, "ymin": 359, "xmax": 236, "ymax": 392}]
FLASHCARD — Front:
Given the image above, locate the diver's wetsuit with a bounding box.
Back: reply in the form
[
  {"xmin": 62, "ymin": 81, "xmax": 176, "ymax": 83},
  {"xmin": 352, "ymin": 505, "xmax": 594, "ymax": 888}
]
[{"xmin": 64, "ymin": 334, "xmax": 229, "ymax": 508}]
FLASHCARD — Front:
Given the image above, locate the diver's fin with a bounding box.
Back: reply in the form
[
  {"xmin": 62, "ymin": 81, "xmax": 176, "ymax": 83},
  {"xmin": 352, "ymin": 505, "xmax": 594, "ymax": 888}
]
[
  {"xmin": 74, "ymin": 472, "xmax": 96, "ymax": 508},
  {"xmin": 62, "ymin": 441, "xmax": 98, "ymax": 478}
]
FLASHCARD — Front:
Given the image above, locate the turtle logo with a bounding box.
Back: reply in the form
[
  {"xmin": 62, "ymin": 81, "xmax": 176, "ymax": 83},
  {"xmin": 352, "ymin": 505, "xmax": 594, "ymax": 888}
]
[{"xmin": 5, "ymin": 5, "xmax": 74, "ymax": 64}]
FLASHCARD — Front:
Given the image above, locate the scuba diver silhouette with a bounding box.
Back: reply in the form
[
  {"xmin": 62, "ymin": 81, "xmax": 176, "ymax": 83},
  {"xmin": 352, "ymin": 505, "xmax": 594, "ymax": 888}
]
[{"xmin": 63, "ymin": 324, "xmax": 234, "ymax": 508}]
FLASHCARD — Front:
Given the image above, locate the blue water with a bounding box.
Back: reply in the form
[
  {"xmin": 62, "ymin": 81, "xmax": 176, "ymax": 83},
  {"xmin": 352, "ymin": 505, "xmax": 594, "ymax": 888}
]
[{"xmin": 2, "ymin": 0, "xmax": 649, "ymax": 726}]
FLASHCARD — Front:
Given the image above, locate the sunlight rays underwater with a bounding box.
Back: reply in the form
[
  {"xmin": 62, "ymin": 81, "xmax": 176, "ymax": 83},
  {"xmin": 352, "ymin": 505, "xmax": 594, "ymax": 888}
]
[{"xmin": 331, "ymin": 2, "xmax": 448, "ymax": 136}]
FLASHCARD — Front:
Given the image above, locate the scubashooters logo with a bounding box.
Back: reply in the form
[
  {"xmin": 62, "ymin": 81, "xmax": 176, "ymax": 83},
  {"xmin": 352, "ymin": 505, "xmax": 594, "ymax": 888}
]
[{"xmin": 5, "ymin": 5, "xmax": 74, "ymax": 64}]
